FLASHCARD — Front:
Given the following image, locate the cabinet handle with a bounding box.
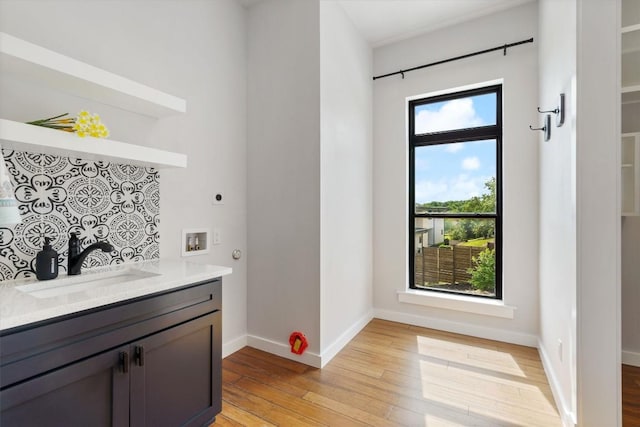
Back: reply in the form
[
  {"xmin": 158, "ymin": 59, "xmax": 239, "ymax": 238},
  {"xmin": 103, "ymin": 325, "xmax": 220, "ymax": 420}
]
[
  {"xmin": 135, "ymin": 345, "xmax": 145, "ymax": 366},
  {"xmin": 120, "ymin": 351, "xmax": 129, "ymax": 374}
]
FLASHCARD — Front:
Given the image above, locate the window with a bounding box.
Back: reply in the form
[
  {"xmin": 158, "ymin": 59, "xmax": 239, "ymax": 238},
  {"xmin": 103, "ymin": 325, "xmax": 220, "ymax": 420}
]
[{"xmin": 409, "ymin": 85, "xmax": 502, "ymax": 299}]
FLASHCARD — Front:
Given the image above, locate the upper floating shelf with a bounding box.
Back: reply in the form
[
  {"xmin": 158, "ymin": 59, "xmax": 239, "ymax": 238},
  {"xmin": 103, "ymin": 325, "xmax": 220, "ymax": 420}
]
[
  {"xmin": 622, "ymin": 24, "xmax": 640, "ymax": 35},
  {"xmin": 0, "ymin": 32, "xmax": 186, "ymax": 118},
  {"xmin": 0, "ymin": 119, "xmax": 187, "ymax": 169},
  {"xmin": 623, "ymin": 85, "xmax": 640, "ymax": 105}
]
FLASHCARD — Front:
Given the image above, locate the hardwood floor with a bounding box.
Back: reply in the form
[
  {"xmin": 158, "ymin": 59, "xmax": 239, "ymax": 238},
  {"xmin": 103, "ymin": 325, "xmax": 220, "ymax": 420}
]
[
  {"xmin": 624, "ymin": 364, "xmax": 640, "ymax": 426},
  {"xmin": 216, "ymin": 319, "xmax": 562, "ymax": 426}
]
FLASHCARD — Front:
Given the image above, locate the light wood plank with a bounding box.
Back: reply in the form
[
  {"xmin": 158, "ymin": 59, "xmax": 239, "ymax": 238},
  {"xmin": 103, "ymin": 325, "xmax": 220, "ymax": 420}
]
[
  {"xmin": 223, "ymin": 384, "xmax": 323, "ymax": 427},
  {"xmin": 219, "ymin": 401, "xmax": 276, "ymax": 427},
  {"xmin": 623, "ymin": 364, "xmax": 640, "ymax": 426},
  {"xmin": 215, "ymin": 319, "xmax": 563, "ymax": 426}
]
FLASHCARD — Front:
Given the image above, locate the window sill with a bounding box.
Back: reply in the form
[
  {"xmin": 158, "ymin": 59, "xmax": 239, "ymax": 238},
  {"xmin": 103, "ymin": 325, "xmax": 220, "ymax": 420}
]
[{"xmin": 397, "ymin": 290, "xmax": 515, "ymax": 319}]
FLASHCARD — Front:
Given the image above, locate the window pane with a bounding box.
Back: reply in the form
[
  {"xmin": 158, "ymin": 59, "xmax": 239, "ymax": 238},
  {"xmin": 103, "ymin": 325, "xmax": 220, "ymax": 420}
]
[
  {"xmin": 415, "ymin": 140, "xmax": 496, "ymax": 214},
  {"xmin": 414, "ymin": 217, "xmax": 496, "ymax": 297},
  {"xmin": 414, "ymin": 93, "xmax": 496, "ymax": 135}
]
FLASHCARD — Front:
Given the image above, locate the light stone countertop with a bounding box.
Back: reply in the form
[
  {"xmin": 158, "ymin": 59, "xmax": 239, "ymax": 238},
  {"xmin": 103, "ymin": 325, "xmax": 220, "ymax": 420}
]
[{"xmin": 0, "ymin": 259, "xmax": 232, "ymax": 332}]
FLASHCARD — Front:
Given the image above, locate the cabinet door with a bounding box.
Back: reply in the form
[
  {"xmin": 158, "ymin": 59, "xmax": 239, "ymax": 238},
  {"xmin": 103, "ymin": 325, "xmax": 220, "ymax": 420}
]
[
  {"xmin": 0, "ymin": 346, "xmax": 130, "ymax": 427},
  {"xmin": 130, "ymin": 311, "xmax": 221, "ymax": 427}
]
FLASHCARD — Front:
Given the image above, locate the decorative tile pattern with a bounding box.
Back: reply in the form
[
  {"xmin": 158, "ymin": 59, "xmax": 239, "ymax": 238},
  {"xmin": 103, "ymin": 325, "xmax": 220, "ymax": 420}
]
[{"xmin": 0, "ymin": 149, "xmax": 160, "ymax": 281}]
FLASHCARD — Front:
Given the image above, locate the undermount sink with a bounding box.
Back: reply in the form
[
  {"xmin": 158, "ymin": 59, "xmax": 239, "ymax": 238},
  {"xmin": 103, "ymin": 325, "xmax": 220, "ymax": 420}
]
[{"xmin": 16, "ymin": 269, "xmax": 160, "ymax": 299}]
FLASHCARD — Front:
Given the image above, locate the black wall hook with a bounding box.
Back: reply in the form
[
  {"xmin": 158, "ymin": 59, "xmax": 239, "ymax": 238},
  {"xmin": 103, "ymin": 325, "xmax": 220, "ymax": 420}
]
[
  {"xmin": 537, "ymin": 106, "xmax": 559, "ymax": 114},
  {"xmin": 537, "ymin": 93, "xmax": 565, "ymax": 127},
  {"xmin": 530, "ymin": 114, "xmax": 551, "ymax": 141}
]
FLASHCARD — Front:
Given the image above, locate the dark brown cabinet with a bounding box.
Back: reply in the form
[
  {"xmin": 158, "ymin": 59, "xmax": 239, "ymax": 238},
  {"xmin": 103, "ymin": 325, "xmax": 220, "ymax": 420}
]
[
  {"xmin": 129, "ymin": 312, "xmax": 221, "ymax": 427},
  {"xmin": 1, "ymin": 345, "xmax": 129, "ymax": 427},
  {"xmin": 0, "ymin": 278, "xmax": 222, "ymax": 427}
]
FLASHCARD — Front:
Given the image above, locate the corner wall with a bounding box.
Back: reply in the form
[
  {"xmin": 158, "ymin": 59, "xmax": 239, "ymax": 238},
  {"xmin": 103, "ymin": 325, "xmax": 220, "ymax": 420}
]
[
  {"xmin": 247, "ymin": 0, "xmax": 323, "ymax": 361},
  {"xmin": 247, "ymin": 0, "xmax": 373, "ymax": 366},
  {"xmin": 537, "ymin": 1, "xmax": 577, "ymax": 423},
  {"xmin": 575, "ymin": 0, "xmax": 620, "ymax": 424},
  {"xmin": 372, "ymin": 3, "xmax": 539, "ymax": 345},
  {"xmin": 538, "ymin": 0, "xmax": 622, "ymax": 425},
  {"xmin": 319, "ymin": 1, "xmax": 373, "ymax": 363}
]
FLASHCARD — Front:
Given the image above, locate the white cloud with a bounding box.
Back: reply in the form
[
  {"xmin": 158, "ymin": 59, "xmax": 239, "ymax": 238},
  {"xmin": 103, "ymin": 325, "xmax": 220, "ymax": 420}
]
[
  {"xmin": 415, "ymin": 174, "xmax": 490, "ymax": 204},
  {"xmin": 445, "ymin": 144, "xmax": 463, "ymax": 153},
  {"xmin": 462, "ymin": 157, "xmax": 480, "ymax": 170},
  {"xmin": 415, "ymin": 180, "xmax": 448, "ymax": 203},
  {"xmin": 415, "ymin": 98, "xmax": 485, "ymax": 134}
]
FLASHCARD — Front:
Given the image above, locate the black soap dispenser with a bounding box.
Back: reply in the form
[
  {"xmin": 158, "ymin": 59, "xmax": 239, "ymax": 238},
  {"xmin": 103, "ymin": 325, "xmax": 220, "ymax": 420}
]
[{"xmin": 36, "ymin": 237, "xmax": 58, "ymax": 280}]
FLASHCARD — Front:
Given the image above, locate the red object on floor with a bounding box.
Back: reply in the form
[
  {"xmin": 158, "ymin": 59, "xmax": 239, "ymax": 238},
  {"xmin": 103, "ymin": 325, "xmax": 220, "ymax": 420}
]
[{"xmin": 289, "ymin": 331, "xmax": 308, "ymax": 355}]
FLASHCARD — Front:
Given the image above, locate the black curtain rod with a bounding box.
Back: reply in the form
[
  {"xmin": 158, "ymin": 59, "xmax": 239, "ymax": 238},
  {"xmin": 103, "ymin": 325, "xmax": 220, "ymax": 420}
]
[{"xmin": 372, "ymin": 37, "xmax": 534, "ymax": 81}]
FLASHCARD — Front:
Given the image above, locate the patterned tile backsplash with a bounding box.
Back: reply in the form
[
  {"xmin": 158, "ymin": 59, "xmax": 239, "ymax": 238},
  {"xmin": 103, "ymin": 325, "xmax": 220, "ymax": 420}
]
[{"xmin": 0, "ymin": 149, "xmax": 159, "ymax": 281}]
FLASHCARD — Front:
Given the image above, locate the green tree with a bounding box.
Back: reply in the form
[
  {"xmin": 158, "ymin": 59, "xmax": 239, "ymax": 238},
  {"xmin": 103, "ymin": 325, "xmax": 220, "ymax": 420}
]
[
  {"xmin": 461, "ymin": 177, "xmax": 495, "ymax": 213},
  {"xmin": 449, "ymin": 177, "xmax": 496, "ymax": 241},
  {"xmin": 467, "ymin": 249, "xmax": 495, "ymax": 292},
  {"xmin": 450, "ymin": 219, "xmax": 474, "ymax": 241}
]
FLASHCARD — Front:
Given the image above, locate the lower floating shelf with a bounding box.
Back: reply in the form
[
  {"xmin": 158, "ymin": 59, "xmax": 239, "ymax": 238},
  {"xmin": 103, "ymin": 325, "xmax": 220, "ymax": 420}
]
[{"xmin": 0, "ymin": 118, "xmax": 187, "ymax": 169}]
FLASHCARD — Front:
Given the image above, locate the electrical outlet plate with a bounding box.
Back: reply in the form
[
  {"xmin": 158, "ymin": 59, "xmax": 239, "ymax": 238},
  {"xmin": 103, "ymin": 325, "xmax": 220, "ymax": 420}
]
[
  {"xmin": 557, "ymin": 339, "xmax": 563, "ymax": 362},
  {"xmin": 213, "ymin": 228, "xmax": 221, "ymax": 245}
]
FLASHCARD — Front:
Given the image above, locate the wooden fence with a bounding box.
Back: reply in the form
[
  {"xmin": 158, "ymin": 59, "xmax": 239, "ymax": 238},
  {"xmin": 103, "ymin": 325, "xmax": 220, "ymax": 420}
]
[{"xmin": 415, "ymin": 245, "xmax": 487, "ymax": 285}]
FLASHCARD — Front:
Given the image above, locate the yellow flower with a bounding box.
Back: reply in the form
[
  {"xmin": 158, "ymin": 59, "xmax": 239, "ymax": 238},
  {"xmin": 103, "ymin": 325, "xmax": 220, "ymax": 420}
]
[
  {"xmin": 26, "ymin": 111, "xmax": 108, "ymax": 138},
  {"xmin": 72, "ymin": 110, "xmax": 109, "ymax": 139}
]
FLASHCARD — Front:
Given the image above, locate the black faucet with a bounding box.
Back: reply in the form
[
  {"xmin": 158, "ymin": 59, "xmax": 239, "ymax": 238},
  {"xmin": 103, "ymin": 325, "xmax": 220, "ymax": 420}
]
[{"xmin": 67, "ymin": 232, "xmax": 114, "ymax": 275}]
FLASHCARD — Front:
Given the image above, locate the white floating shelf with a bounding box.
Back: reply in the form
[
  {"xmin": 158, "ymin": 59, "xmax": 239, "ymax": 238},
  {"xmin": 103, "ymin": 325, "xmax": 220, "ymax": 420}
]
[
  {"xmin": 623, "ymin": 28, "xmax": 640, "ymax": 54},
  {"xmin": 0, "ymin": 32, "xmax": 186, "ymax": 118},
  {"xmin": 0, "ymin": 119, "xmax": 186, "ymax": 169},
  {"xmin": 623, "ymin": 84, "xmax": 640, "ymax": 94},
  {"xmin": 622, "ymin": 24, "xmax": 640, "ymax": 34}
]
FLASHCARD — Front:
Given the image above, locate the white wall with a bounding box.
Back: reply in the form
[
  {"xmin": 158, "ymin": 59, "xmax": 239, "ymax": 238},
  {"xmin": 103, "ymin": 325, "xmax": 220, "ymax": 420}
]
[
  {"xmin": 0, "ymin": 0, "xmax": 248, "ymax": 356},
  {"xmin": 575, "ymin": 0, "xmax": 620, "ymax": 424},
  {"xmin": 537, "ymin": 1, "xmax": 578, "ymax": 424},
  {"xmin": 372, "ymin": 3, "xmax": 539, "ymax": 345},
  {"xmin": 622, "ymin": 217, "xmax": 640, "ymax": 365},
  {"xmin": 319, "ymin": 1, "xmax": 373, "ymax": 363},
  {"xmin": 246, "ymin": 0, "xmax": 322, "ymax": 361},
  {"xmin": 246, "ymin": 0, "xmax": 373, "ymax": 367},
  {"xmin": 539, "ymin": 0, "xmax": 622, "ymax": 425}
]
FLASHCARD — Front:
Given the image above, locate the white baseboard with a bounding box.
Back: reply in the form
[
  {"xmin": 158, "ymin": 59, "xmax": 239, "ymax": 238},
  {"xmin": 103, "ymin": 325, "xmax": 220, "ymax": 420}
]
[
  {"xmin": 245, "ymin": 311, "xmax": 374, "ymax": 369},
  {"xmin": 222, "ymin": 334, "xmax": 247, "ymax": 358},
  {"xmin": 538, "ymin": 338, "xmax": 576, "ymax": 427},
  {"xmin": 319, "ymin": 310, "xmax": 374, "ymax": 367},
  {"xmin": 247, "ymin": 334, "xmax": 323, "ymax": 368},
  {"xmin": 372, "ymin": 308, "xmax": 538, "ymax": 347},
  {"xmin": 622, "ymin": 349, "xmax": 640, "ymax": 367}
]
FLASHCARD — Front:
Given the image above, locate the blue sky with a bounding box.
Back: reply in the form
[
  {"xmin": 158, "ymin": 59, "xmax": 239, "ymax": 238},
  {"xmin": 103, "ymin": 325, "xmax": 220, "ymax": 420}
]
[{"xmin": 414, "ymin": 93, "xmax": 496, "ymax": 204}]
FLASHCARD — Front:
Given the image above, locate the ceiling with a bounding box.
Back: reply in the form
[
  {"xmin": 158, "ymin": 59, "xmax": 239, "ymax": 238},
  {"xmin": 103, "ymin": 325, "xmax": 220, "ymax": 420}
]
[
  {"xmin": 239, "ymin": 0, "xmax": 533, "ymax": 48},
  {"xmin": 335, "ymin": 0, "xmax": 533, "ymax": 47}
]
